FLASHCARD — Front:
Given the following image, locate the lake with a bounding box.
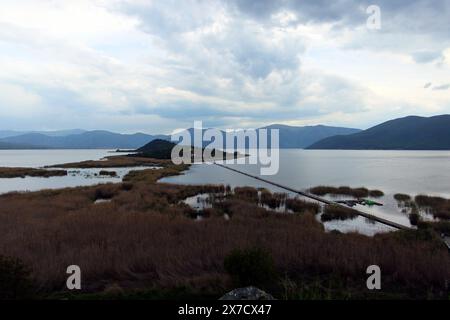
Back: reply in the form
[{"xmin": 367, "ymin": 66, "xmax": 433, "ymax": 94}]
[
  {"xmin": 2, "ymin": 149, "xmax": 449, "ymax": 236},
  {"xmin": 0, "ymin": 149, "xmax": 127, "ymax": 167},
  {"xmin": 0, "ymin": 149, "xmax": 142, "ymax": 193},
  {"xmin": 161, "ymin": 150, "xmax": 450, "ymax": 234}
]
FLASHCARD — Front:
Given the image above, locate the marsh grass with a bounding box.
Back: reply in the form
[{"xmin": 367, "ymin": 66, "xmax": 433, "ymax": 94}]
[
  {"xmin": 415, "ymin": 195, "xmax": 450, "ymax": 221},
  {"xmin": 394, "ymin": 193, "xmax": 411, "ymax": 202},
  {"xmin": 309, "ymin": 186, "xmax": 383, "ymax": 199},
  {"xmin": 99, "ymin": 170, "xmax": 117, "ymax": 177},
  {"xmin": 0, "ymin": 167, "xmax": 67, "ymax": 178},
  {"xmin": 0, "ymin": 164, "xmax": 449, "ymax": 299},
  {"xmin": 49, "ymin": 156, "xmax": 169, "ymax": 169},
  {"xmin": 368, "ymin": 190, "xmax": 384, "ymax": 197},
  {"xmin": 260, "ymin": 190, "xmax": 287, "ymax": 209},
  {"xmin": 321, "ymin": 205, "xmax": 359, "ymax": 222},
  {"xmin": 285, "ymin": 198, "xmax": 320, "ymax": 214}
]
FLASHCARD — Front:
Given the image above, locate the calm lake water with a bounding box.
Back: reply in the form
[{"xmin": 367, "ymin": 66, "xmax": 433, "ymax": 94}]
[
  {"xmin": 161, "ymin": 150, "xmax": 450, "ymax": 234},
  {"xmin": 0, "ymin": 149, "xmax": 140, "ymax": 193},
  {"xmin": 0, "ymin": 149, "xmax": 125, "ymax": 167},
  {"xmin": 2, "ymin": 149, "xmax": 449, "ymax": 236}
]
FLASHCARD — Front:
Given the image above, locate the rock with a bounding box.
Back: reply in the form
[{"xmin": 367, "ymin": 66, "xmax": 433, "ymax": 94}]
[{"xmin": 219, "ymin": 286, "xmax": 275, "ymax": 300}]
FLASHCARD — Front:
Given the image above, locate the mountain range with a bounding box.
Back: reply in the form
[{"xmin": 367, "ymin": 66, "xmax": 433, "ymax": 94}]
[
  {"xmin": 307, "ymin": 115, "xmax": 450, "ymax": 150},
  {"xmin": 1, "ymin": 115, "xmax": 449, "ymax": 150},
  {"xmin": 0, "ymin": 130, "xmax": 167, "ymax": 149},
  {"xmin": 0, "ymin": 129, "xmax": 86, "ymax": 139},
  {"xmin": 0, "ymin": 125, "xmax": 360, "ymax": 149}
]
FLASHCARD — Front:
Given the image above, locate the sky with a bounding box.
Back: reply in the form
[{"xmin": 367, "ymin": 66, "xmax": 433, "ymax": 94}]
[{"xmin": 0, "ymin": 0, "xmax": 449, "ymax": 134}]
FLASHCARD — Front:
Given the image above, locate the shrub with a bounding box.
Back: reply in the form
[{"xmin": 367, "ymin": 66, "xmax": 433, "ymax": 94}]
[
  {"xmin": 99, "ymin": 170, "xmax": 117, "ymax": 177},
  {"xmin": 415, "ymin": 195, "xmax": 446, "ymax": 207},
  {"xmin": 394, "ymin": 193, "xmax": 411, "ymax": 201},
  {"xmin": 321, "ymin": 205, "xmax": 358, "ymax": 222},
  {"xmin": 233, "ymin": 187, "xmax": 258, "ymax": 201},
  {"xmin": 260, "ymin": 191, "xmax": 286, "ymax": 209},
  {"xmin": 122, "ymin": 182, "xmax": 133, "ymax": 191},
  {"xmin": 0, "ymin": 256, "xmax": 36, "ymax": 299},
  {"xmin": 93, "ymin": 185, "xmax": 118, "ymax": 200},
  {"xmin": 409, "ymin": 213, "xmax": 420, "ymax": 226},
  {"xmin": 285, "ymin": 198, "xmax": 320, "ymax": 214},
  {"xmin": 414, "ymin": 195, "xmax": 450, "ymax": 221},
  {"xmin": 418, "ymin": 221, "xmax": 450, "ymax": 236},
  {"xmin": 369, "ymin": 190, "xmax": 384, "ymax": 197},
  {"xmin": 224, "ymin": 248, "xmax": 277, "ymax": 288},
  {"xmin": 309, "ymin": 186, "xmax": 371, "ymax": 198}
]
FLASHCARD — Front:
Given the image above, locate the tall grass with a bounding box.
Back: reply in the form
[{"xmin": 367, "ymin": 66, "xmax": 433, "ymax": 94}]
[
  {"xmin": 309, "ymin": 186, "xmax": 382, "ymax": 198},
  {"xmin": 0, "ymin": 169, "xmax": 448, "ymax": 299},
  {"xmin": 415, "ymin": 195, "xmax": 450, "ymax": 220}
]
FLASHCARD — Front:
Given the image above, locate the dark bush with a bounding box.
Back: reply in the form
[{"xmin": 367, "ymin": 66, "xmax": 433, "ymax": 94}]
[
  {"xmin": 0, "ymin": 255, "xmax": 36, "ymax": 299},
  {"xmin": 368, "ymin": 190, "xmax": 384, "ymax": 197},
  {"xmin": 99, "ymin": 170, "xmax": 117, "ymax": 177},
  {"xmin": 418, "ymin": 221, "xmax": 450, "ymax": 236},
  {"xmin": 394, "ymin": 193, "xmax": 411, "ymax": 201},
  {"xmin": 285, "ymin": 198, "xmax": 320, "ymax": 214},
  {"xmin": 260, "ymin": 191, "xmax": 286, "ymax": 209},
  {"xmin": 321, "ymin": 205, "xmax": 358, "ymax": 222},
  {"xmin": 415, "ymin": 195, "xmax": 446, "ymax": 207},
  {"xmin": 183, "ymin": 206, "xmax": 198, "ymax": 219},
  {"xmin": 122, "ymin": 182, "xmax": 133, "ymax": 191},
  {"xmin": 409, "ymin": 213, "xmax": 420, "ymax": 226},
  {"xmin": 309, "ymin": 186, "xmax": 370, "ymax": 198},
  {"xmin": 224, "ymin": 247, "xmax": 277, "ymax": 288},
  {"xmin": 233, "ymin": 187, "xmax": 258, "ymax": 201},
  {"xmin": 93, "ymin": 185, "xmax": 117, "ymax": 200},
  {"xmin": 414, "ymin": 195, "xmax": 450, "ymax": 221}
]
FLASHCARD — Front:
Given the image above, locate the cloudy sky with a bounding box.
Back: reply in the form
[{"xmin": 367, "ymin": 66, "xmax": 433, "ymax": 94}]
[{"xmin": 0, "ymin": 0, "xmax": 449, "ymax": 133}]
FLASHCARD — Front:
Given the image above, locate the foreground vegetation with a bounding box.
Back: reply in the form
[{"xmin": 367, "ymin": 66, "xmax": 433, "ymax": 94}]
[{"xmin": 0, "ymin": 158, "xmax": 449, "ymax": 300}]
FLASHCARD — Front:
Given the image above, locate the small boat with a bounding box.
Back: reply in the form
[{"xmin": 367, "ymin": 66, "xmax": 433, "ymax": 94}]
[
  {"xmin": 336, "ymin": 199, "xmax": 383, "ymax": 207},
  {"xmin": 362, "ymin": 199, "xmax": 383, "ymax": 206}
]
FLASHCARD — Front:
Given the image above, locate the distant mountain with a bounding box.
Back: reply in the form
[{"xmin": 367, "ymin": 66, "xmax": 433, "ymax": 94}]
[
  {"xmin": 307, "ymin": 115, "xmax": 450, "ymax": 150},
  {"xmin": 173, "ymin": 125, "xmax": 361, "ymax": 149},
  {"xmin": 260, "ymin": 124, "xmax": 361, "ymax": 148},
  {"xmin": 0, "ymin": 131, "xmax": 25, "ymax": 139},
  {"xmin": 32, "ymin": 129, "xmax": 87, "ymax": 137},
  {"xmin": 0, "ymin": 141, "xmax": 44, "ymax": 150},
  {"xmin": 0, "ymin": 129, "xmax": 86, "ymax": 139},
  {"xmin": 137, "ymin": 139, "xmax": 176, "ymax": 159},
  {"xmin": 0, "ymin": 130, "xmax": 169, "ymax": 149}
]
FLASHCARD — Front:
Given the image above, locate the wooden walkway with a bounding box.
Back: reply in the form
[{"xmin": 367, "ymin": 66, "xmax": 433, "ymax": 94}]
[{"xmin": 214, "ymin": 163, "xmax": 411, "ymax": 231}]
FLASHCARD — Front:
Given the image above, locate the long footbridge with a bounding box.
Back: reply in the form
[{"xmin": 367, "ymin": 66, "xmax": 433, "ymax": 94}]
[
  {"xmin": 214, "ymin": 162, "xmax": 450, "ymax": 251},
  {"xmin": 214, "ymin": 162, "xmax": 411, "ymax": 231}
]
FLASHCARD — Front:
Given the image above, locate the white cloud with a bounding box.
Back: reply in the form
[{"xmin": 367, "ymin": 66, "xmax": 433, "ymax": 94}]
[{"xmin": 0, "ymin": 0, "xmax": 448, "ymax": 132}]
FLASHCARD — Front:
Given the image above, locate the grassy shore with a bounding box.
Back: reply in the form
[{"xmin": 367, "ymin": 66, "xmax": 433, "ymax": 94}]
[
  {"xmin": 0, "ymin": 157, "xmax": 449, "ymax": 300},
  {"xmin": 0, "ymin": 167, "xmax": 67, "ymax": 178},
  {"xmin": 48, "ymin": 155, "xmax": 170, "ymax": 168}
]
